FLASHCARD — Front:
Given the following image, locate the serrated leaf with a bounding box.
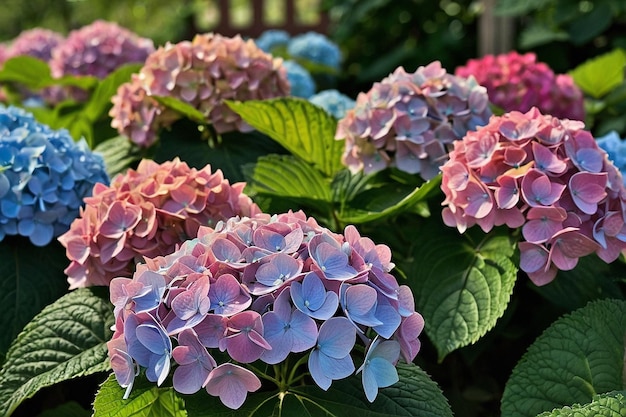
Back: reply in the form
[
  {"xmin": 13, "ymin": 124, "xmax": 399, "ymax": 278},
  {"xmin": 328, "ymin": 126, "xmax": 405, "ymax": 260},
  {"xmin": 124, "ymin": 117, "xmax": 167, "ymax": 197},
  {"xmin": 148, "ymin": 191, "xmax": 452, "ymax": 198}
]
[
  {"xmin": 537, "ymin": 391, "xmax": 626, "ymax": 417},
  {"xmin": 153, "ymin": 96, "xmax": 207, "ymax": 124},
  {"xmin": 94, "ymin": 135, "xmax": 142, "ymax": 178},
  {"xmin": 93, "ymin": 374, "xmax": 187, "ymax": 417},
  {"xmin": 570, "ymin": 49, "xmax": 626, "ymax": 98},
  {"xmin": 227, "ymin": 98, "xmax": 343, "ymax": 177},
  {"xmin": 0, "ymin": 287, "xmax": 114, "ymax": 417},
  {"xmin": 0, "ymin": 238, "xmax": 69, "ymax": 357},
  {"xmin": 404, "ymin": 219, "xmax": 518, "ymax": 360},
  {"xmin": 84, "ymin": 63, "xmax": 143, "ymax": 123},
  {"xmin": 501, "ymin": 299, "xmax": 626, "ymax": 417}
]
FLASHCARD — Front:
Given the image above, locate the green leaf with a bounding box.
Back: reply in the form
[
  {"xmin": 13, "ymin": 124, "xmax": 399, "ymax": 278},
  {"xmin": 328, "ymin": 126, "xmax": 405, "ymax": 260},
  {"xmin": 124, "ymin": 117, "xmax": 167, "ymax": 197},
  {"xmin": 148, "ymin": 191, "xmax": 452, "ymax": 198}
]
[
  {"xmin": 494, "ymin": 0, "xmax": 545, "ymax": 16},
  {"xmin": 567, "ymin": 2, "xmax": 613, "ymax": 45},
  {"xmin": 0, "ymin": 287, "xmax": 114, "ymax": 417},
  {"xmin": 243, "ymin": 154, "xmax": 333, "ymax": 213},
  {"xmin": 227, "ymin": 98, "xmax": 344, "ymax": 177},
  {"xmin": 36, "ymin": 401, "xmax": 90, "ymax": 417},
  {"xmin": 84, "ymin": 63, "xmax": 142, "ymax": 123},
  {"xmin": 404, "ymin": 219, "xmax": 518, "ymax": 360},
  {"xmin": 519, "ymin": 25, "xmax": 570, "ymax": 49},
  {"xmin": 0, "ymin": 56, "xmax": 97, "ymax": 90},
  {"xmin": 536, "ymin": 391, "xmax": 626, "ymax": 417},
  {"xmin": 570, "ymin": 49, "xmax": 626, "ymax": 98},
  {"xmin": 94, "ymin": 135, "xmax": 142, "ymax": 177},
  {"xmin": 0, "ymin": 238, "xmax": 69, "ymax": 357},
  {"xmin": 153, "ymin": 96, "xmax": 207, "ymax": 124},
  {"xmin": 93, "ymin": 374, "xmax": 187, "ymax": 417},
  {"xmin": 501, "ymin": 299, "xmax": 626, "ymax": 417}
]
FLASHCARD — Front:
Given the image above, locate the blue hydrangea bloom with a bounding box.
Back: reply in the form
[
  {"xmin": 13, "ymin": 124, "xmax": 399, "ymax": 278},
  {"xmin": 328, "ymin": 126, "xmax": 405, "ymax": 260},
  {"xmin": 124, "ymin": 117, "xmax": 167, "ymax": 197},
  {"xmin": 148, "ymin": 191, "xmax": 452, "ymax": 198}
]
[
  {"xmin": 309, "ymin": 89, "xmax": 355, "ymax": 119},
  {"xmin": 596, "ymin": 130, "xmax": 626, "ymax": 186},
  {"xmin": 287, "ymin": 32, "xmax": 341, "ymax": 71},
  {"xmin": 0, "ymin": 105, "xmax": 109, "ymax": 246},
  {"xmin": 283, "ymin": 60, "xmax": 316, "ymax": 98},
  {"xmin": 255, "ymin": 29, "xmax": 291, "ymax": 53}
]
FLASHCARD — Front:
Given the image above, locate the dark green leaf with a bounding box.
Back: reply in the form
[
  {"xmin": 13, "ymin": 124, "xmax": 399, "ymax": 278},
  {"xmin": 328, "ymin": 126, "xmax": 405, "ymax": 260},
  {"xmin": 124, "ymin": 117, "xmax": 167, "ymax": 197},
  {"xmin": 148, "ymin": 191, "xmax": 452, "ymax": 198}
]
[
  {"xmin": 0, "ymin": 287, "xmax": 114, "ymax": 417},
  {"xmin": 94, "ymin": 135, "xmax": 142, "ymax": 178},
  {"xmin": 519, "ymin": 25, "xmax": 570, "ymax": 49},
  {"xmin": 570, "ymin": 49, "xmax": 626, "ymax": 98},
  {"xmin": 93, "ymin": 374, "xmax": 186, "ymax": 417},
  {"xmin": 501, "ymin": 299, "xmax": 626, "ymax": 417},
  {"xmin": 567, "ymin": 2, "xmax": 613, "ymax": 45},
  {"xmin": 536, "ymin": 391, "xmax": 626, "ymax": 417},
  {"xmin": 36, "ymin": 401, "xmax": 90, "ymax": 417},
  {"xmin": 494, "ymin": 0, "xmax": 546, "ymax": 16},
  {"xmin": 404, "ymin": 219, "xmax": 518, "ymax": 360},
  {"xmin": 227, "ymin": 98, "xmax": 343, "ymax": 177},
  {"xmin": 84, "ymin": 63, "xmax": 142, "ymax": 123},
  {"xmin": 0, "ymin": 238, "xmax": 69, "ymax": 357},
  {"xmin": 153, "ymin": 96, "xmax": 207, "ymax": 124}
]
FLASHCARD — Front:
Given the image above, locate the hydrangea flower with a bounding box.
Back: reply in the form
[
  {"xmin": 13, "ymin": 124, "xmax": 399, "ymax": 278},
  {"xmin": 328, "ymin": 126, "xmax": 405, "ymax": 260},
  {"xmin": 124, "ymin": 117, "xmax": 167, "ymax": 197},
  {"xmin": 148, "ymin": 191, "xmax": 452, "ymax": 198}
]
[
  {"xmin": 455, "ymin": 51, "xmax": 585, "ymax": 121},
  {"xmin": 336, "ymin": 61, "xmax": 492, "ymax": 179},
  {"xmin": 58, "ymin": 158, "xmax": 260, "ymax": 288},
  {"xmin": 109, "ymin": 33, "xmax": 290, "ymax": 148},
  {"xmin": 255, "ymin": 29, "xmax": 290, "ymax": 53},
  {"xmin": 45, "ymin": 20, "xmax": 154, "ymax": 103},
  {"xmin": 6, "ymin": 28, "xmax": 64, "ymax": 63},
  {"xmin": 0, "ymin": 105, "xmax": 109, "ymax": 246},
  {"xmin": 107, "ymin": 211, "xmax": 423, "ymax": 409},
  {"xmin": 287, "ymin": 32, "xmax": 342, "ymax": 71},
  {"xmin": 440, "ymin": 107, "xmax": 626, "ymax": 285},
  {"xmin": 596, "ymin": 131, "xmax": 626, "ymax": 187},
  {"xmin": 283, "ymin": 60, "xmax": 316, "ymax": 98},
  {"xmin": 309, "ymin": 89, "xmax": 356, "ymax": 119}
]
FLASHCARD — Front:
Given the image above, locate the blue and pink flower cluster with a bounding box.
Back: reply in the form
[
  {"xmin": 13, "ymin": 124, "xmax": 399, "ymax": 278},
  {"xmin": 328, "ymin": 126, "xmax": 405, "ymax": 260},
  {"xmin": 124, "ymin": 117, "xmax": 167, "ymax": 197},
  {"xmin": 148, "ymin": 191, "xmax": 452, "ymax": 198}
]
[{"xmin": 107, "ymin": 210, "xmax": 423, "ymax": 408}]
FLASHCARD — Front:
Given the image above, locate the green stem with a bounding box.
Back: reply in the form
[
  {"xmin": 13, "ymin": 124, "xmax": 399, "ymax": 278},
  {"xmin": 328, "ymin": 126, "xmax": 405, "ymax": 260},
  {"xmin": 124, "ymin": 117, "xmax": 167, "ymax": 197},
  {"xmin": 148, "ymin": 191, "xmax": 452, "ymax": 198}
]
[
  {"xmin": 247, "ymin": 363, "xmax": 281, "ymax": 387},
  {"xmin": 287, "ymin": 354, "xmax": 311, "ymax": 386}
]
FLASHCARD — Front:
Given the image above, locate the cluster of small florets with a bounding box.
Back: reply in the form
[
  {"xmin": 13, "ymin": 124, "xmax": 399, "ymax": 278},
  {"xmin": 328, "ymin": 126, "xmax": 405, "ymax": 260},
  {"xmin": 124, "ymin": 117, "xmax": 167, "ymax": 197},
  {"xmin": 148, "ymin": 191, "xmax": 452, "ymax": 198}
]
[
  {"xmin": 336, "ymin": 61, "xmax": 492, "ymax": 179},
  {"xmin": 254, "ymin": 29, "xmax": 290, "ymax": 54},
  {"xmin": 0, "ymin": 105, "xmax": 109, "ymax": 246},
  {"xmin": 282, "ymin": 60, "xmax": 316, "ymax": 98},
  {"xmin": 45, "ymin": 20, "xmax": 154, "ymax": 103},
  {"xmin": 455, "ymin": 51, "xmax": 585, "ymax": 121},
  {"xmin": 596, "ymin": 131, "xmax": 626, "ymax": 186},
  {"xmin": 109, "ymin": 33, "xmax": 290, "ymax": 148},
  {"xmin": 107, "ymin": 210, "xmax": 423, "ymax": 409},
  {"xmin": 309, "ymin": 89, "xmax": 356, "ymax": 119},
  {"xmin": 5, "ymin": 28, "xmax": 64, "ymax": 63},
  {"xmin": 440, "ymin": 107, "xmax": 626, "ymax": 285},
  {"xmin": 58, "ymin": 158, "xmax": 260, "ymax": 289}
]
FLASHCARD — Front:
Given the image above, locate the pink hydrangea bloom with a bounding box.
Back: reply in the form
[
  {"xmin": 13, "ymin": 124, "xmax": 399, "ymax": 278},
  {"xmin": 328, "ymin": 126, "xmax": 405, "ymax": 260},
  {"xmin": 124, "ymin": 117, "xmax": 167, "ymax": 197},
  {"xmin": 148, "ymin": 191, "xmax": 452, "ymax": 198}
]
[
  {"xmin": 336, "ymin": 61, "xmax": 492, "ymax": 179},
  {"xmin": 109, "ymin": 33, "xmax": 290, "ymax": 148},
  {"xmin": 455, "ymin": 51, "xmax": 585, "ymax": 121},
  {"xmin": 58, "ymin": 158, "xmax": 260, "ymax": 288},
  {"xmin": 45, "ymin": 20, "xmax": 154, "ymax": 103},
  {"xmin": 106, "ymin": 211, "xmax": 423, "ymax": 408},
  {"xmin": 6, "ymin": 28, "xmax": 64, "ymax": 62},
  {"xmin": 440, "ymin": 107, "xmax": 626, "ymax": 285}
]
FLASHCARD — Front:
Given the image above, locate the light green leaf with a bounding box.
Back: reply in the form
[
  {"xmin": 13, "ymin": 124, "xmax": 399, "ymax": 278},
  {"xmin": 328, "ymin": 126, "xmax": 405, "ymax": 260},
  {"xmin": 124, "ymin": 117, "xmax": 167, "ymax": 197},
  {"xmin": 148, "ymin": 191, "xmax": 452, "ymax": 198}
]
[
  {"xmin": 570, "ymin": 49, "xmax": 626, "ymax": 98},
  {"xmin": 0, "ymin": 287, "xmax": 114, "ymax": 417},
  {"xmin": 93, "ymin": 374, "xmax": 187, "ymax": 417},
  {"xmin": 536, "ymin": 391, "xmax": 626, "ymax": 417},
  {"xmin": 227, "ymin": 98, "xmax": 343, "ymax": 177},
  {"xmin": 84, "ymin": 63, "xmax": 142, "ymax": 123},
  {"xmin": 153, "ymin": 96, "xmax": 207, "ymax": 124},
  {"xmin": 0, "ymin": 238, "xmax": 69, "ymax": 357},
  {"xmin": 404, "ymin": 219, "xmax": 518, "ymax": 360},
  {"xmin": 501, "ymin": 299, "xmax": 626, "ymax": 417},
  {"xmin": 0, "ymin": 56, "xmax": 97, "ymax": 90},
  {"xmin": 94, "ymin": 135, "xmax": 142, "ymax": 178}
]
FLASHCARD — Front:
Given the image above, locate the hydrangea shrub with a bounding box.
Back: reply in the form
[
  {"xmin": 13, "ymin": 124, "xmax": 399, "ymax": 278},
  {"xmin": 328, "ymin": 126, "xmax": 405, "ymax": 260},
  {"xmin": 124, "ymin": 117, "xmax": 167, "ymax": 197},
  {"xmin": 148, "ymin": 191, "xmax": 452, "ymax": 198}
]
[
  {"xmin": 5, "ymin": 28, "xmax": 64, "ymax": 63},
  {"xmin": 287, "ymin": 31, "xmax": 342, "ymax": 71},
  {"xmin": 0, "ymin": 105, "xmax": 109, "ymax": 246},
  {"xmin": 455, "ymin": 51, "xmax": 585, "ymax": 121},
  {"xmin": 440, "ymin": 107, "xmax": 626, "ymax": 285},
  {"xmin": 254, "ymin": 29, "xmax": 290, "ymax": 54},
  {"xmin": 309, "ymin": 89, "xmax": 356, "ymax": 119},
  {"xmin": 109, "ymin": 33, "xmax": 290, "ymax": 148},
  {"xmin": 58, "ymin": 158, "xmax": 260, "ymax": 288},
  {"xmin": 336, "ymin": 61, "xmax": 492, "ymax": 179},
  {"xmin": 107, "ymin": 210, "xmax": 423, "ymax": 408}
]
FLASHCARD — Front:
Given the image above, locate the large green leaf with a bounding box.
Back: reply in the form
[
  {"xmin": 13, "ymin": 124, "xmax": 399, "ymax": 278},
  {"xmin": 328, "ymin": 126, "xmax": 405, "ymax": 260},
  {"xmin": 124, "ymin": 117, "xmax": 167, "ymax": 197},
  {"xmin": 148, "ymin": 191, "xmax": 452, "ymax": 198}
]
[
  {"xmin": 0, "ymin": 287, "xmax": 114, "ymax": 417},
  {"xmin": 153, "ymin": 96, "xmax": 207, "ymax": 124},
  {"xmin": 537, "ymin": 391, "xmax": 626, "ymax": 417},
  {"xmin": 93, "ymin": 374, "xmax": 187, "ymax": 417},
  {"xmin": 0, "ymin": 56, "xmax": 97, "ymax": 90},
  {"xmin": 94, "ymin": 135, "xmax": 142, "ymax": 178},
  {"xmin": 37, "ymin": 401, "xmax": 90, "ymax": 417},
  {"xmin": 570, "ymin": 49, "xmax": 626, "ymax": 99},
  {"xmin": 404, "ymin": 219, "xmax": 518, "ymax": 360},
  {"xmin": 227, "ymin": 98, "xmax": 344, "ymax": 177},
  {"xmin": 567, "ymin": 2, "xmax": 613, "ymax": 45},
  {"xmin": 0, "ymin": 238, "xmax": 69, "ymax": 357},
  {"xmin": 501, "ymin": 299, "xmax": 626, "ymax": 417}
]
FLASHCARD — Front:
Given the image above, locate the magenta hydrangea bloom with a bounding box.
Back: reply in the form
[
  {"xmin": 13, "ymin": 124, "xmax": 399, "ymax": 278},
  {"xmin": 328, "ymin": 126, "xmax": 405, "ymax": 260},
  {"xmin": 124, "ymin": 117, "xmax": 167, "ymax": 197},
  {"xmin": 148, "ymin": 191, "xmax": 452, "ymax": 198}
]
[
  {"xmin": 336, "ymin": 61, "xmax": 492, "ymax": 179},
  {"xmin": 107, "ymin": 210, "xmax": 424, "ymax": 409},
  {"xmin": 109, "ymin": 32, "xmax": 290, "ymax": 148},
  {"xmin": 58, "ymin": 158, "xmax": 260, "ymax": 288},
  {"xmin": 6, "ymin": 28, "xmax": 64, "ymax": 63},
  {"xmin": 455, "ymin": 51, "xmax": 585, "ymax": 121},
  {"xmin": 440, "ymin": 107, "xmax": 626, "ymax": 285}
]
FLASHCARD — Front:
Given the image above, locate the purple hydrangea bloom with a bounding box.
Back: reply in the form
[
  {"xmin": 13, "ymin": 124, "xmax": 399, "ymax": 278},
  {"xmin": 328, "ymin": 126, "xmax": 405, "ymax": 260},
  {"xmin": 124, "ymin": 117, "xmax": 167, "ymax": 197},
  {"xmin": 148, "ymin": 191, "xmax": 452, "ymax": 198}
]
[
  {"xmin": 107, "ymin": 210, "xmax": 424, "ymax": 408},
  {"xmin": 309, "ymin": 89, "xmax": 356, "ymax": 119},
  {"xmin": 6, "ymin": 28, "xmax": 64, "ymax": 63},
  {"xmin": 287, "ymin": 32, "xmax": 342, "ymax": 71},
  {"xmin": 0, "ymin": 105, "xmax": 109, "ymax": 246}
]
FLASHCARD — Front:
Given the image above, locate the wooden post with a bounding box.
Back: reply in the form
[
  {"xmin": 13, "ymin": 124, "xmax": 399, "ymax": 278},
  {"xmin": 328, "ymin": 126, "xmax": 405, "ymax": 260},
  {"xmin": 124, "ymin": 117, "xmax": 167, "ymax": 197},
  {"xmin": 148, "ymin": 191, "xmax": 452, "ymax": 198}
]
[{"xmin": 479, "ymin": 0, "xmax": 515, "ymax": 56}]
